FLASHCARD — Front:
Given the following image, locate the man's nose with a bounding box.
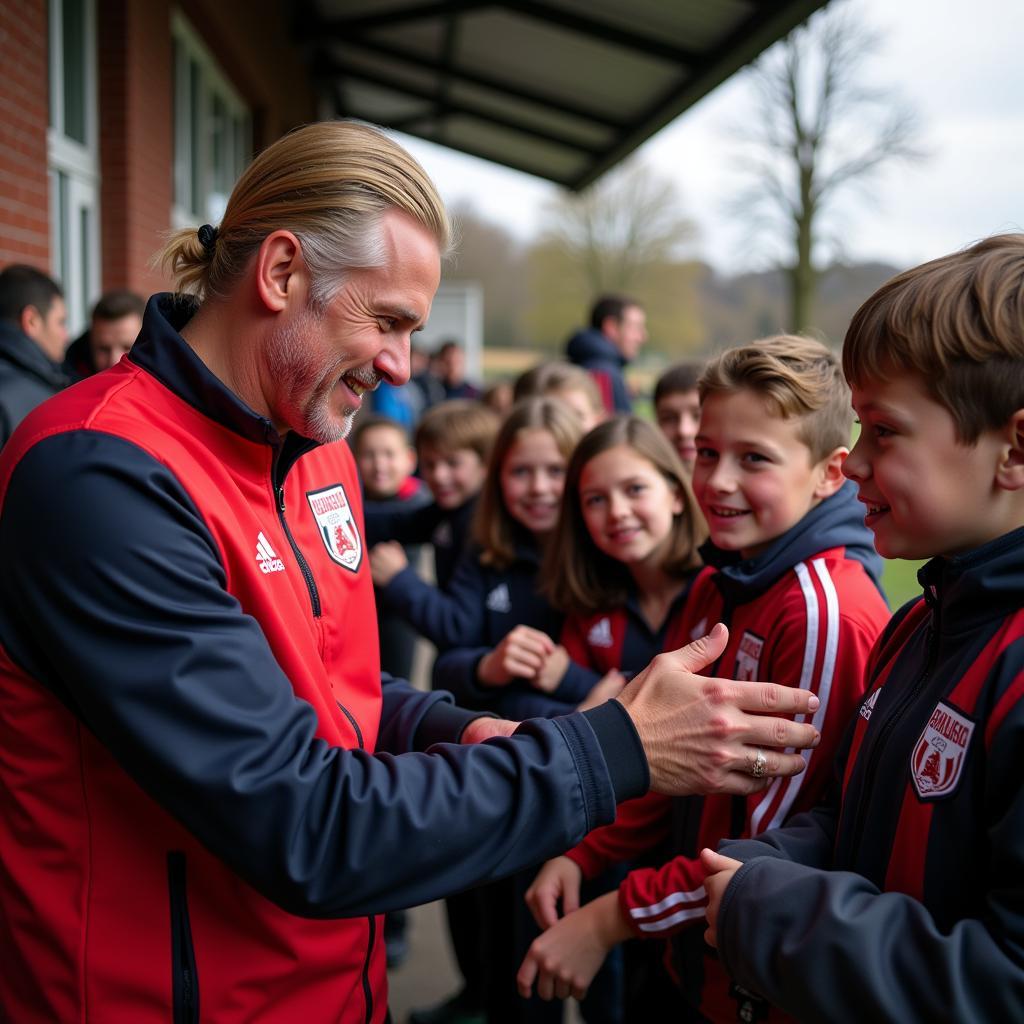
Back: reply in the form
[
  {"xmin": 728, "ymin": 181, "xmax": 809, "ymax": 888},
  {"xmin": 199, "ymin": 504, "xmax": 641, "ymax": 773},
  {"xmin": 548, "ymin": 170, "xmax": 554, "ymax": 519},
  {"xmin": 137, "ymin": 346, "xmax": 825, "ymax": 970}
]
[{"xmin": 374, "ymin": 337, "xmax": 411, "ymax": 387}]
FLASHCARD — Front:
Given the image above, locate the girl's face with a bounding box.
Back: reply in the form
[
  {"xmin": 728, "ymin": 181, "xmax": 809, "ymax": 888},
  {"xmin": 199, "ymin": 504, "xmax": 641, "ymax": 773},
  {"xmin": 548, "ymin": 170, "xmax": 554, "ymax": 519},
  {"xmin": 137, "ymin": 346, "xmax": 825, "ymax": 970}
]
[
  {"xmin": 500, "ymin": 428, "xmax": 568, "ymax": 536},
  {"xmin": 579, "ymin": 444, "xmax": 684, "ymax": 570}
]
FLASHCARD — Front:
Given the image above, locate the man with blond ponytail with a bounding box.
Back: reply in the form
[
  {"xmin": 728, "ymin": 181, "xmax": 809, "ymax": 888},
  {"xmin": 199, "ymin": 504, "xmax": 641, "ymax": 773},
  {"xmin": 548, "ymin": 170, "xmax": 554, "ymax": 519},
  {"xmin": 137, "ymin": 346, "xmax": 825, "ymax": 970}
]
[{"xmin": 0, "ymin": 121, "xmax": 822, "ymax": 1024}]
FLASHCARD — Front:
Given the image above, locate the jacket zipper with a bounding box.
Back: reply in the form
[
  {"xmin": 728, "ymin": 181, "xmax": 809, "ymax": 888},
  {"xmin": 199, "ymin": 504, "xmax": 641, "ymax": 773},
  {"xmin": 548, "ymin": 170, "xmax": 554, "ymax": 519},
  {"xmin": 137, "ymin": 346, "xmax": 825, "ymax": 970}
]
[
  {"xmin": 272, "ymin": 467, "xmax": 321, "ymax": 617},
  {"xmin": 168, "ymin": 852, "xmax": 199, "ymax": 1024}
]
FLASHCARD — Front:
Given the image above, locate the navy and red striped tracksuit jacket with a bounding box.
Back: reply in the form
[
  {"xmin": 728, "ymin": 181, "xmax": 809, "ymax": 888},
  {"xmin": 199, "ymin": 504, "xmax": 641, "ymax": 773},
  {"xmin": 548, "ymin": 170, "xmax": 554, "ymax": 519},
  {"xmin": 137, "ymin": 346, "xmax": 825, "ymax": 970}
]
[
  {"xmin": 0, "ymin": 295, "xmax": 649, "ymax": 1024},
  {"xmin": 715, "ymin": 526, "xmax": 1024, "ymax": 1022},
  {"xmin": 566, "ymin": 483, "xmax": 890, "ymax": 1023}
]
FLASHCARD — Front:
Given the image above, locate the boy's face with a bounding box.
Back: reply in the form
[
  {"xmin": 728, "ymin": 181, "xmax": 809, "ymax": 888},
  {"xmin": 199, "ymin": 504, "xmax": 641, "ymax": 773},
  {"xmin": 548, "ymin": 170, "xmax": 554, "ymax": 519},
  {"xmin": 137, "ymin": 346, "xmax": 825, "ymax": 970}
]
[
  {"xmin": 355, "ymin": 425, "xmax": 415, "ymax": 501},
  {"xmin": 418, "ymin": 443, "xmax": 487, "ymax": 509},
  {"xmin": 693, "ymin": 389, "xmax": 838, "ymax": 559},
  {"xmin": 655, "ymin": 389, "xmax": 701, "ymax": 474},
  {"xmin": 845, "ymin": 371, "xmax": 1014, "ymax": 559}
]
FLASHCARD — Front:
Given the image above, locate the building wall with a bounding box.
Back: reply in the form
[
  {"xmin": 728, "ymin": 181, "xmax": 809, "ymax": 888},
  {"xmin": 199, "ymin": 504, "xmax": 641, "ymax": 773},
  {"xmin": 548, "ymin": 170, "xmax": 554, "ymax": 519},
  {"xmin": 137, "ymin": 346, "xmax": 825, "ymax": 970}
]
[
  {"xmin": 0, "ymin": 0, "xmax": 318, "ymax": 299},
  {"xmin": 0, "ymin": 0, "xmax": 51, "ymax": 268}
]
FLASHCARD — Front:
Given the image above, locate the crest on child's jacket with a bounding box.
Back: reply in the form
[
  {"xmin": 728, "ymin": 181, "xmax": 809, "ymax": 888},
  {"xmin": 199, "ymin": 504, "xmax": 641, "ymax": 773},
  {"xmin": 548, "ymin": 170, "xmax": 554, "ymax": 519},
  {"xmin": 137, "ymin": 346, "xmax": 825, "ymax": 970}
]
[
  {"xmin": 735, "ymin": 630, "xmax": 765, "ymax": 681},
  {"xmin": 911, "ymin": 701, "xmax": 975, "ymax": 800},
  {"xmin": 306, "ymin": 484, "xmax": 362, "ymax": 572}
]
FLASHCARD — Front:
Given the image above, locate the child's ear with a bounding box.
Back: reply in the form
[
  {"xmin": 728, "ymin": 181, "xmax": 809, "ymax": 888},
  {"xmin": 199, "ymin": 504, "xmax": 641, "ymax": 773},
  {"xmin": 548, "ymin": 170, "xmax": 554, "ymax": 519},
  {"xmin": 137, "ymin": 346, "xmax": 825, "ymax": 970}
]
[
  {"xmin": 813, "ymin": 447, "xmax": 848, "ymax": 500},
  {"xmin": 995, "ymin": 409, "xmax": 1024, "ymax": 491}
]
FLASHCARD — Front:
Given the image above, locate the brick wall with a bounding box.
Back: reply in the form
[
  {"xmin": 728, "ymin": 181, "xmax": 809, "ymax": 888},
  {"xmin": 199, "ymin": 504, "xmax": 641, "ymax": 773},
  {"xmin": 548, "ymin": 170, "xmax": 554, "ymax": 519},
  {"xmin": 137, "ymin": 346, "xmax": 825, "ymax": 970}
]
[
  {"xmin": 98, "ymin": 0, "xmax": 175, "ymax": 296},
  {"xmin": 1, "ymin": 0, "xmax": 318, "ymax": 298},
  {"xmin": 0, "ymin": 0, "xmax": 50, "ymax": 269}
]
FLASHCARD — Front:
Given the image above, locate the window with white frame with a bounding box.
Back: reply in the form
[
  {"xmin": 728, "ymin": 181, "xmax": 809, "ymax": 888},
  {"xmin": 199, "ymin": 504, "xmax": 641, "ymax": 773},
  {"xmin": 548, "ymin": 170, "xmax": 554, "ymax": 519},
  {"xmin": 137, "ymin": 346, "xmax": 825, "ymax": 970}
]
[
  {"xmin": 48, "ymin": 0, "xmax": 100, "ymax": 336},
  {"xmin": 172, "ymin": 13, "xmax": 251, "ymax": 229}
]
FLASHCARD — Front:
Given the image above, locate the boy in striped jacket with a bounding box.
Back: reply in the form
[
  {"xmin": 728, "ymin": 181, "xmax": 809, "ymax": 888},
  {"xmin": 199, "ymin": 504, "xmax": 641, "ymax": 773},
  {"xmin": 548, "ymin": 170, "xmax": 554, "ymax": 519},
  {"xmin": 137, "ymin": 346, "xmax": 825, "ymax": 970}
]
[
  {"xmin": 519, "ymin": 336, "xmax": 890, "ymax": 1023},
  {"xmin": 700, "ymin": 235, "xmax": 1024, "ymax": 1022}
]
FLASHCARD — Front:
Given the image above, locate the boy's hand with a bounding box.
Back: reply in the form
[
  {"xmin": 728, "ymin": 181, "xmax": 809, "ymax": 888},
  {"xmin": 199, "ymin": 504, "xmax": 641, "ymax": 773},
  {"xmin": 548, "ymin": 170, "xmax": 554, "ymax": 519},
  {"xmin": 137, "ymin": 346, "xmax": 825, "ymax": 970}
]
[
  {"xmin": 368, "ymin": 541, "xmax": 408, "ymax": 586},
  {"xmin": 477, "ymin": 626, "xmax": 555, "ymax": 687},
  {"xmin": 616, "ymin": 623, "xmax": 821, "ymax": 796},
  {"xmin": 517, "ymin": 892, "xmax": 631, "ymax": 1002},
  {"xmin": 701, "ymin": 847, "xmax": 742, "ymax": 949},
  {"xmin": 531, "ymin": 645, "xmax": 570, "ymax": 693},
  {"xmin": 525, "ymin": 855, "xmax": 582, "ymax": 930},
  {"xmin": 577, "ymin": 669, "xmax": 627, "ymax": 712}
]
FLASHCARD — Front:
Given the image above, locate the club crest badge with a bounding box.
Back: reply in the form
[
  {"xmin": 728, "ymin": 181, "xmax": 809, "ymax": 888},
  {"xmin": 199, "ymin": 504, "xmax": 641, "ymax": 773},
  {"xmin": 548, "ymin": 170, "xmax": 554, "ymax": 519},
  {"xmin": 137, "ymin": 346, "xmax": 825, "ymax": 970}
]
[
  {"xmin": 735, "ymin": 631, "xmax": 765, "ymax": 681},
  {"xmin": 306, "ymin": 484, "xmax": 362, "ymax": 572},
  {"xmin": 911, "ymin": 701, "xmax": 975, "ymax": 800}
]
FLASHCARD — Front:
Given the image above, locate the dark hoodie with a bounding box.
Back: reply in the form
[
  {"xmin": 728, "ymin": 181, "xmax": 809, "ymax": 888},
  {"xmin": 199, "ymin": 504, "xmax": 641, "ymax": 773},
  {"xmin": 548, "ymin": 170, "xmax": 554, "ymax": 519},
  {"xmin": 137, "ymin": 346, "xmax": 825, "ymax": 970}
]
[
  {"xmin": 565, "ymin": 326, "xmax": 632, "ymax": 413},
  {"xmin": 0, "ymin": 320, "xmax": 70, "ymax": 447}
]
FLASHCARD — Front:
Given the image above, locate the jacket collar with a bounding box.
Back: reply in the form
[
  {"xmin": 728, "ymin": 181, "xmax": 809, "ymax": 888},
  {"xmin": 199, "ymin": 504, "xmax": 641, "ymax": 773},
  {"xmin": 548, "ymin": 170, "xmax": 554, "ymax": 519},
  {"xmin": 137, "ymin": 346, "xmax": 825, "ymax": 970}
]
[
  {"xmin": 0, "ymin": 320, "xmax": 70, "ymax": 389},
  {"xmin": 919, "ymin": 525, "xmax": 1024, "ymax": 633},
  {"xmin": 129, "ymin": 293, "xmax": 297, "ymax": 449}
]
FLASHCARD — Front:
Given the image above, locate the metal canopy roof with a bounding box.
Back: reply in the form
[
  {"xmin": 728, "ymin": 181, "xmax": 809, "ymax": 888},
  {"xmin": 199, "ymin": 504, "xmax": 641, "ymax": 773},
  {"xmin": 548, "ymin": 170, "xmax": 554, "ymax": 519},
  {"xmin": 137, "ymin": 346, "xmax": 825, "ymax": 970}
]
[{"xmin": 297, "ymin": 0, "xmax": 827, "ymax": 190}]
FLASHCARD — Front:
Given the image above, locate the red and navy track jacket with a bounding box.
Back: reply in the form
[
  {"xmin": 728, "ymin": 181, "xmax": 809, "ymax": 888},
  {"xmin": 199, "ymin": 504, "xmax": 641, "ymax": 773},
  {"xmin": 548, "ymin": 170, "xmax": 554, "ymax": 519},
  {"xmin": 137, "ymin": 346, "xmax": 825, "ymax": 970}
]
[
  {"xmin": 566, "ymin": 484, "xmax": 889, "ymax": 1023},
  {"xmin": 0, "ymin": 295, "xmax": 649, "ymax": 1024},
  {"xmin": 560, "ymin": 574, "xmax": 696, "ymax": 681},
  {"xmin": 715, "ymin": 528, "xmax": 1024, "ymax": 1022}
]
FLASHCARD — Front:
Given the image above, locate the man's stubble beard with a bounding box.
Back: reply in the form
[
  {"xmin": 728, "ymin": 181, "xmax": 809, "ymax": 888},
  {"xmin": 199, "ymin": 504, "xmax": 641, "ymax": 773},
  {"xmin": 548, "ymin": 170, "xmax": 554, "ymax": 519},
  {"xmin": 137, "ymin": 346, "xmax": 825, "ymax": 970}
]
[{"xmin": 265, "ymin": 311, "xmax": 358, "ymax": 444}]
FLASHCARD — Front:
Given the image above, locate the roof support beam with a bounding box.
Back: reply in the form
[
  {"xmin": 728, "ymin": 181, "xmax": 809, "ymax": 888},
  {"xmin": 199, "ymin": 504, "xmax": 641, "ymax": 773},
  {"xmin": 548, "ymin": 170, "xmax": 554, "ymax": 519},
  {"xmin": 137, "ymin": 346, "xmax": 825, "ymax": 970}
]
[
  {"xmin": 327, "ymin": 58, "xmax": 598, "ymax": 154},
  {"xmin": 317, "ymin": 34, "xmax": 622, "ymax": 131}
]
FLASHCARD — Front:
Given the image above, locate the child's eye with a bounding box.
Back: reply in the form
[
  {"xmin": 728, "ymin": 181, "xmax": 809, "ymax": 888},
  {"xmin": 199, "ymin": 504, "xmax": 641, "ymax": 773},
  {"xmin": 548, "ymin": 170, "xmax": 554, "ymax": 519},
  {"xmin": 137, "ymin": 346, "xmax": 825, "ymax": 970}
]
[
  {"xmin": 582, "ymin": 494, "xmax": 604, "ymax": 508},
  {"xmin": 695, "ymin": 447, "xmax": 716, "ymax": 461},
  {"xmin": 627, "ymin": 483, "xmax": 647, "ymax": 496},
  {"xmin": 873, "ymin": 424, "xmax": 894, "ymax": 439},
  {"xmin": 742, "ymin": 452, "xmax": 769, "ymax": 464}
]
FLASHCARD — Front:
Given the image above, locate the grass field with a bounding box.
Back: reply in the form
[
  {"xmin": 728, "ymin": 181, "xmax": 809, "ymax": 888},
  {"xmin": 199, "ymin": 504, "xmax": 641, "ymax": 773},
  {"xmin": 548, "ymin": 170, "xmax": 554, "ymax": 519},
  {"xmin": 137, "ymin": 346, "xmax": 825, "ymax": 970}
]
[{"xmin": 880, "ymin": 557, "xmax": 925, "ymax": 609}]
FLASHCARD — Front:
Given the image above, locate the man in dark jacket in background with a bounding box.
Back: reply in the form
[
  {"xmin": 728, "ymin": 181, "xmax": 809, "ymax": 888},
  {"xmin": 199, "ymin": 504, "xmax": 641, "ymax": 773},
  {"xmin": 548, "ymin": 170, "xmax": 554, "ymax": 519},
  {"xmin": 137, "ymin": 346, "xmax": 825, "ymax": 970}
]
[
  {"xmin": 63, "ymin": 288, "xmax": 144, "ymax": 380},
  {"xmin": 0, "ymin": 264, "xmax": 70, "ymax": 446},
  {"xmin": 565, "ymin": 295, "xmax": 647, "ymax": 413}
]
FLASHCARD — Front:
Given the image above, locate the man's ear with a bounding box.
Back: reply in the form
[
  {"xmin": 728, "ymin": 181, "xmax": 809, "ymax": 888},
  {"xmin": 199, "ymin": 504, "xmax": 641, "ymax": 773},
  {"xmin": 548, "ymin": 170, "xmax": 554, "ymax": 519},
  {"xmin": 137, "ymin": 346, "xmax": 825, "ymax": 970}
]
[
  {"xmin": 995, "ymin": 409, "xmax": 1024, "ymax": 492},
  {"xmin": 814, "ymin": 447, "xmax": 848, "ymax": 500},
  {"xmin": 19, "ymin": 305, "xmax": 40, "ymax": 339},
  {"xmin": 253, "ymin": 231, "xmax": 305, "ymax": 313}
]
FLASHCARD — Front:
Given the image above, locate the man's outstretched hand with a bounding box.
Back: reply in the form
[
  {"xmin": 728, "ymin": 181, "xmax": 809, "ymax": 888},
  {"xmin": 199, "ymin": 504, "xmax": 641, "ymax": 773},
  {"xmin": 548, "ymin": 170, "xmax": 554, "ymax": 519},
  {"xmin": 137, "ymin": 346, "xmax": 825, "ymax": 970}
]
[{"xmin": 616, "ymin": 623, "xmax": 820, "ymax": 796}]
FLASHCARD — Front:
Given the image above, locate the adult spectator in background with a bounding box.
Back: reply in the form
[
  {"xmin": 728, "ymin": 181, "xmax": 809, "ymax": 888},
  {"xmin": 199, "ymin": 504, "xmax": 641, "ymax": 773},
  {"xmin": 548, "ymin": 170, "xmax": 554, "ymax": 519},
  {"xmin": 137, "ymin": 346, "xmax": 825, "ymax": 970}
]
[
  {"xmin": 0, "ymin": 121, "xmax": 821, "ymax": 1024},
  {"xmin": 63, "ymin": 289, "xmax": 145, "ymax": 380},
  {"xmin": 437, "ymin": 339, "xmax": 481, "ymax": 400},
  {"xmin": 566, "ymin": 295, "xmax": 647, "ymax": 414},
  {"xmin": 0, "ymin": 264, "xmax": 70, "ymax": 447}
]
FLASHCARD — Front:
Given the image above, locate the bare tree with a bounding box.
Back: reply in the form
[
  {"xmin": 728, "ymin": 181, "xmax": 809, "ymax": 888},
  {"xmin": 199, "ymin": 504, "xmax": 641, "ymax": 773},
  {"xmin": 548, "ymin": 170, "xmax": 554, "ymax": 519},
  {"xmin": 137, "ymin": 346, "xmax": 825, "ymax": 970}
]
[
  {"xmin": 730, "ymin": 2, "xmax": 924, "ymax": 331},
  {"xmin": 540, "ymin": 158, "xmax": 697, "ymax": 295}
]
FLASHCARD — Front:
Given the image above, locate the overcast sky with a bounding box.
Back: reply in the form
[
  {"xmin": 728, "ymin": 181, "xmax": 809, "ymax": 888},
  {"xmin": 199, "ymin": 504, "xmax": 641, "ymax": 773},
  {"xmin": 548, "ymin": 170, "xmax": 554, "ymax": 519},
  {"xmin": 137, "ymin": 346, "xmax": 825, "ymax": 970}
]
[{"xmin": 397, "ymin": 0, "xmax": 1024, "ymax": 274}]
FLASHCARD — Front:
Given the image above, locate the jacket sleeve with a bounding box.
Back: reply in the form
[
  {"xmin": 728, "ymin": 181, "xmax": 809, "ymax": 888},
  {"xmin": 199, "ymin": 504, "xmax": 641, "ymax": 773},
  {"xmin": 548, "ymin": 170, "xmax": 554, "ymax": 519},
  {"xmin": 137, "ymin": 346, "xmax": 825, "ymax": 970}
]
[
  {"xmin": 565, "ymin": 790, "xmax": 672, "ymax": 879},
  {"xmin": 431, "ymin": 647, "xmax": 582, "ymax": 721},
  {"xmin": 378, "ymin": 546, "xmax": 486, "ymax": 650},
  {"xmin": 715, "ymin": 679, "xmax": 1024, "ymax": 1020},
  {"xmin": 377, "ymin": 673, "xmax": 487, "ymax": 751},
  {"xmin": 0, "ymin": 432, "xmax": 650, "ymax": 919}
]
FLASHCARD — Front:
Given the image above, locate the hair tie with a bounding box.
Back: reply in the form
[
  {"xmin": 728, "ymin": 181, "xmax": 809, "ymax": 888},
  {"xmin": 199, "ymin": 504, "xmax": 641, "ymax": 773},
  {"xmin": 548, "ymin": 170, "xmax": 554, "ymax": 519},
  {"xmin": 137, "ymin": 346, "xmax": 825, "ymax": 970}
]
[{"xmin": 197, "ymin": 223, "xmax": 218, "ymax": 255}]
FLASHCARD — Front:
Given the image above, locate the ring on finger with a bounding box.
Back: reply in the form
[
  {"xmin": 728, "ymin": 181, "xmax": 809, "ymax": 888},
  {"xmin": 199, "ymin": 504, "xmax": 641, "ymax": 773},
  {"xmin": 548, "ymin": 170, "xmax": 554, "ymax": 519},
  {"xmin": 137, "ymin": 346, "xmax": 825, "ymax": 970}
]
[{"xmin": 749, "ymin": 748, "xmax": 767, "ymax": 779}]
